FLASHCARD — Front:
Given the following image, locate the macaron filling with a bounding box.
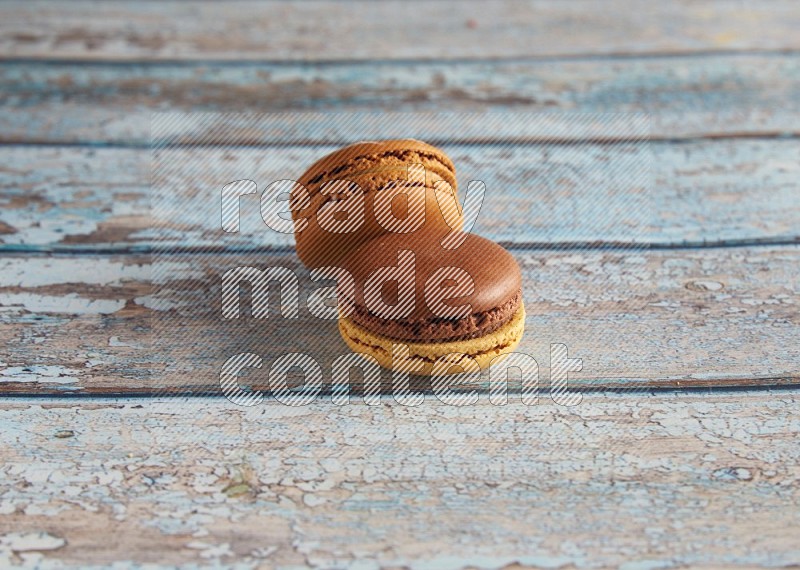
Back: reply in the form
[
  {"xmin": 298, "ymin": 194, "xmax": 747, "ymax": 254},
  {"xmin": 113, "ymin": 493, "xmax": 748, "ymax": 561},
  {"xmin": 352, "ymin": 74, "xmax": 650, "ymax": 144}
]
[
  {"xmin": 303, "ymin": 149, "xmax": 456, "ymax": 194},
  {"xmin": 339, "ymin": 302, "xmax": 526, "ymax": 373},
  {"xmin": 348, "ymin": 288, "xmax": 522, "ymax": 343}
]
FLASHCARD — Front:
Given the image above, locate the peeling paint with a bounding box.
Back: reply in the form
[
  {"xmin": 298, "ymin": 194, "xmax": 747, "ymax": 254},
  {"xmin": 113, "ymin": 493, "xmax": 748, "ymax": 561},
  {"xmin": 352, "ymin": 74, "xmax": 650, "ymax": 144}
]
[
  {"xmin": 0, "ymin": 394, "xmax": 799, "ymax": 568},
  {"xmin": 0, "ymin": 532, "xmax": 66, "ymax": 552},
  {"xmin": 0, "ymin": 258, "xmax": 148, "ymax": 288},
  {"xmin": 1, "ymin": 293, "xmax": 125, "ymax": 315},
  {"xmin": 0, "ymin": 365, "xmax": 81, "ymax": 384}
]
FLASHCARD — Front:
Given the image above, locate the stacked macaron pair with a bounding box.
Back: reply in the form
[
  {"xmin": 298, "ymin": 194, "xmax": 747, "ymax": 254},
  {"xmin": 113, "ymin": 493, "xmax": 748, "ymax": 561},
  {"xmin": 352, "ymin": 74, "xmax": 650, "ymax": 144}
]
[{"xmin": 292, "ymin": 140, "xmax": 524, "ymax": 376}]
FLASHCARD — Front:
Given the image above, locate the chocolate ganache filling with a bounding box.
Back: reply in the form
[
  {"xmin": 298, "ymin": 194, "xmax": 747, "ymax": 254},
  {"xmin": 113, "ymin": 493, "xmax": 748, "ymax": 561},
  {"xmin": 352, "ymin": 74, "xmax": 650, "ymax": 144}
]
[{"xmin": 349, "ymin": 288, "xmax": 522, "ymax": 342}]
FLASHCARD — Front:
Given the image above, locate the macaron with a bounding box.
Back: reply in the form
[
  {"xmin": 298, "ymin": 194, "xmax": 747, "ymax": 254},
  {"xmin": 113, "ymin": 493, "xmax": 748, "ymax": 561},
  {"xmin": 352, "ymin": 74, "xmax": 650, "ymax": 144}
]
[
  {"xmin": 337, "ymin": 231, "xmax": 525, "ymax": 376},
  {"xmin": 292, "ymin": 139, "xmax": 462, "ymax": 269}
]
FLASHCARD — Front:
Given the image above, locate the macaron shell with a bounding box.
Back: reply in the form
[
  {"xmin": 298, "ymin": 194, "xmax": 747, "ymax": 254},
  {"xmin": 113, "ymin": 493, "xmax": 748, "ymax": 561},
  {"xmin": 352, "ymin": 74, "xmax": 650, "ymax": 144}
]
[
  {"xmin": 293, "ymin": 140, "xmax": 462, "ymax": 268},
  {"xmin": 296, "ymin": 139, "xmax": 456, "ymax": 195},
  {"xmin": 338, "ymin": 302, "xmax": 526, "ymax": 376},
  {"xmin": 343, "ymin": 231, "xmax": 522, "ymax": 321}
]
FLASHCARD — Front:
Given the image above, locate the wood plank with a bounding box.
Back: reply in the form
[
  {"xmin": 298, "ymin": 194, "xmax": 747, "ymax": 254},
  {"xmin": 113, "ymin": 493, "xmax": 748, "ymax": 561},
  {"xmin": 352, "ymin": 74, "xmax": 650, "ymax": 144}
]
[
  {"xmin": 2, "ymin": 0, "xmax": 799, "ymax": 62},
  {"xmin": 1, "ymin": 246, "xmax": 798, "ymax": 395},
  {"xmin": 2, "ymin": 139, "xmax": 798, "ymax": 252},
  {"xmin": 1, "ymin": 392, "xmax": 799, "ymax": 567},
  {"xmin": 3, "ymin": 54, "xmax": 800, "ymax": 144}
]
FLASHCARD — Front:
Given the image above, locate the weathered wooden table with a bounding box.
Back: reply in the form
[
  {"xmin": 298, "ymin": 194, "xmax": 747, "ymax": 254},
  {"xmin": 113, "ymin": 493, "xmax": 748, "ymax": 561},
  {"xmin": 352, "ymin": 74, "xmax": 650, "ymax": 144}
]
[{"xmin": 1, "ymin": 2, "xmax": 799, "ymax": 568}]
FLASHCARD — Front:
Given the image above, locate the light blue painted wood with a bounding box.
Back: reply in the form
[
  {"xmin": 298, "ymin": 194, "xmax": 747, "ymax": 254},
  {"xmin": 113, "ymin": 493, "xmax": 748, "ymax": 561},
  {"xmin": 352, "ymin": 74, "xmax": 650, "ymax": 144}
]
[
  {"xmin": 2, "ymin": 392, "xmax": 799, "ymax": 566},
  {"xmin": 1, "ymin": 246, "xmax": 798, "ymax": 394},
  {"xmin": 2, "ymin": 139, "xmax": 798, "ymax": 252},
  {"xmin": 1, "ymin": 2, "xmax": 798, "ymax": 565},
  {"xmin": 1, "ymin": 54, "xmax": 799, "ymax": 144},
  {"xmin": 3, "ymin": 0, "xmax": 799, "ymax": 61}
]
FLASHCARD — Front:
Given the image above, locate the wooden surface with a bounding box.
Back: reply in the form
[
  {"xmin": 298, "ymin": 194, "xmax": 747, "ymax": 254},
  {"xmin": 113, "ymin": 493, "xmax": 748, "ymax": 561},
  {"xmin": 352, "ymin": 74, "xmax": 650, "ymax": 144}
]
[
  {"xmin": 2, "ymin": 392, "xmax": 800, "ymax": 568},
  {"xmin": 3, "ymin": 1, "xmax": 800, "ymax": 61},
  {"xmin": 1, "ymin": 1, "xmax": 799, "ymax": 567},
  {"xmin": 2, "ymin": 139, "xmax": 799, "ymax": 253},
  {"xmin": 2, "ymin": 246, "xmax": 798, "ymax": 395},
  {"xmin": 3, "ymin": 55, "xmax": 800, "ymax": 145}
]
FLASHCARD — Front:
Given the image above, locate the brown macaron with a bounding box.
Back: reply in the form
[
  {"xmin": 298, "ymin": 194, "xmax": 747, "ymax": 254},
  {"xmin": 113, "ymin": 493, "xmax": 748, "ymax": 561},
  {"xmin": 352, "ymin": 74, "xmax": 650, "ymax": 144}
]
[
  {"xmin": 292, "ymin": 139, "xmax": 462, "ymax": 269},
  {"xmin": 337, "ymin": 230, "xmax": 525, "ymax": 375}
]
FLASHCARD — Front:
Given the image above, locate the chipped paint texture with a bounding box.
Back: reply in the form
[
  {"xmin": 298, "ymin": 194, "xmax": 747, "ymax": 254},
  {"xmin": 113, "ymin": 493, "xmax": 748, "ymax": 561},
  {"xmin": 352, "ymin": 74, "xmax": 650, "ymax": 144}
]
[
  {"xmin": 1, "ymin": 2, "xmax": 799, "ymax": 568},
  {"xmin": 0, "ymin": 258, "xmax": 148, "ymax": 288},
  {"xmin": 3, "ymin": 1, "xmax": 799, "ymax": 62},
  {"xmin": 1, "ymin": 393, "xmax": 800, "ymax": 568},
  {"xmin": 0, "ymin": 365, "xmax": 80, "ymax": 385},
  {"xmin": 2, "ymin": 142, "xmax": 800, "ymax": 251},
  {"xmin": 1, "ymin": 293, "xmax": 125, "ymax": 315},
  {"xmin": 1, "ymin": 247, "xmax": 797, "ymax": 394}
]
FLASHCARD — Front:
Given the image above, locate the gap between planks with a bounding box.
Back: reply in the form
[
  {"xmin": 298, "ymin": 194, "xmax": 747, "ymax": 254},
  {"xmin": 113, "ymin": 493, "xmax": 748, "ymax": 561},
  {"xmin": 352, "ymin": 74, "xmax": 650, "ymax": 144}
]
[
  {"xmin": 5, "ymin": 48, "xmax": 800, "ymax": 66},
  {"xmin": 5, "ymin": 132, "xmax": 800, "ymax": 149},
  {"xmin": 4, "ymin": 239, "xmax": 800, "ymax": 257}
]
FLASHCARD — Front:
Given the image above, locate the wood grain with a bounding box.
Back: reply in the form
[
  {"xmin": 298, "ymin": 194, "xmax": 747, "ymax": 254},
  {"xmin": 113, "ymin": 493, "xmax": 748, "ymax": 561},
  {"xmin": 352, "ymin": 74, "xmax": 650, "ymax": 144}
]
[
  {"xmin": 1, "ymin": 1, "xmax": 798, "ymax": 566},
  {"xmin": 3, "ymin": 54, "xmax": 800, "ymax": 145},
  {"xmin": 1, "ymin": 246, "xmax": 797, "ymax": 395},
  {"xmin": 2, "ymin": 392, "xmax": 799, "ymax": 567},
  {"xmin": 2, "ymin": 0, "xmax": 800, "ymax": 62},
  {"xmin": 3, "ymin": 139, "xmax": 799, "ymax": 253}
]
